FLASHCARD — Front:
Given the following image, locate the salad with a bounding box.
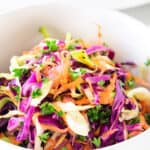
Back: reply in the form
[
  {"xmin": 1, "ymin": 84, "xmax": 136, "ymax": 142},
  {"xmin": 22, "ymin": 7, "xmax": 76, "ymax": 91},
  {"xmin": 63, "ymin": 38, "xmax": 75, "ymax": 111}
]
[{"xmin": 0, "ymin": 26, "xmax": 150, "ymax": 150}]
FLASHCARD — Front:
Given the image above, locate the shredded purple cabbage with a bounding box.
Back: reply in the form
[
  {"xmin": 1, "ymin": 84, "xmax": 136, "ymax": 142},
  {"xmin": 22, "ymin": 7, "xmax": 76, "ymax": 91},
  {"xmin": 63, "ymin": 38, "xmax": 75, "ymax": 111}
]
[
  {"xmin": 17, "ymin": 106, "xmax": 35, "ymax": 141},
  {"xmin": 127, "ymin": 123, "xmax": 143, "ymax": 132},
  {"xmin": 111, "ymin": 80, "xmax": 125, "ymax": 128},
  {"xmin": 38, "ymin": 113, "xmax": 65, "ymax": 129},
  {"xmin": 7, "ymin": 117, "xmax": 24, "ymax": 131}
]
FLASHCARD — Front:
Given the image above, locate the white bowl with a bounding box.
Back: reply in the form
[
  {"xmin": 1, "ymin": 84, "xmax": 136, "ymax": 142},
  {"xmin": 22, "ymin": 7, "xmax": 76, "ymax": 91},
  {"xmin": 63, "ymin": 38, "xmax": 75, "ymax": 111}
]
[{"xmin": 0, "ymin": 1, "xmax": 150, "ymax": 150}]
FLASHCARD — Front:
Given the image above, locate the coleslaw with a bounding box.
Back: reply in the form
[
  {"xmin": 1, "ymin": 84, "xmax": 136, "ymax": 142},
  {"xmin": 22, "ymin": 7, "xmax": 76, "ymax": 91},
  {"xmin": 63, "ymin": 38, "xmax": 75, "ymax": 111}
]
[{"xmin": 0, "ymin": 26, "xmax": 150, "ymax": 150}]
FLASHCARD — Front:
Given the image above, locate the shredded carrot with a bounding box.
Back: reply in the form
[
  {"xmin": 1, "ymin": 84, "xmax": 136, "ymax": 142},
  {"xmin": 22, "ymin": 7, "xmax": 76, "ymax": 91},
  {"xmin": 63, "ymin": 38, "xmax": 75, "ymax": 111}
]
[
  {"xmin": 134, "ymin": 76, "xmax": 150, "ymax": 88},
  {"xmin": 101, "ymin": 128, "xmax": 118, "ymax": 139},
  {"xmin": 44, "ymin": 138, "xmax": 55, "ymax": 150},
  {"xmin": 140, "ymin": 114, "xmax": 150, "ymax": 130},
  {"xmin": 99, "ymin": 74, "xmax": 117, "ymax": 105},
  {"xmin": 42, "ymin": 65, "xmax": 51, "ymax": 76},
  {"xmin": 76, "ymin": 140, "xmax": 87, "ymax": 145},
  {"xmin": 54, "ymin": 134, "xmax": 66, "ymax": 149},
  {"xmin": 35, "ymin": 69, "xmax": 42, "ymax": 82},
  {"xmin": 32, "ymin": 112, "xmax": 41, "ymax": 125},
  {"xmin": 9, "ymin": 136, "xmax": 21, "ymax": 145},
  {"xmin": 62, "ymin": 96, "xmax": 75, "ymax": 103},
  {"xmin": 74, "ymin": 97, "xmax": 90, "ymax": 105},
  {"xmin": 0, "ymin": 134, "xmax": 21, "ymax": 145},
  {"xmin": 60, "ymin": 52, "xmax": 70, "ymax": 85},
  {"xmin": 66, "ymin": 142, "xmax": 73, "ymax": 150},
  {"xmin": 54, "ymin": 77, "xmax": 84, "ymax": 97},
  {"xmin": 128, "ymin": 131, "xmax": 142, "ymax": 138},
  {"xmin": 84, "ymin": 143, "xmax": 91, "ymax": 150},
  {"xmin": 94, "ymin": 126, "xmax": 101, "ymax": 136},
  {"xmin": 126, "ymin": 71, "xmax": 132, "ymax": 80},
  {"xmin": 140, "ymin": 101, "xmax": 147, "ymax": 114}
]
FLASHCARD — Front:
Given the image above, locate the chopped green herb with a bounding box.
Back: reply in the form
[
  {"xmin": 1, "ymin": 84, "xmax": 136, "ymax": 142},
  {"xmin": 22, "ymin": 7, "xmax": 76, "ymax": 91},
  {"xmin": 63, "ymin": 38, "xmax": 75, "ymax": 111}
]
[
  {"xmin": 12, "ymin": 68, "xmax": 28, "ymax": 78},
  {"xmin": 41, "ymin": 49, "xmax": 50, "ymax": 54},
  {"xmin": 40, "ymin": 102, "xmax": 55, "ymax": 115},
  {"xmin": 87, "ymin": 105, "xmax": 111, "ymax": 124},
  {"xmin": 129, "ymin": 117, "xmax": 140, "ymax": 125},
  {"xmin": 61, "ymin": 147, "xmax": 67, "ymax": 150},
  {"xmin": 79, "ymin": 68, "xmax": 86, "ymax": 74},
  {"xmin": 39, "ymin": 132, "xmax": 50, "ymax": 144},
  {"xmin": 70, "ymin": 71, "xmax": 79, "ymax": 80},
  {"xmin": 120, "ymin": 81, "xmax": 125, "ymax": 87},
  {"xmin": 39, "ymin": 26, "xmax": 50, "ymax": 38},
  {"xmin": 87, "ymin": 105, "xmax": 102, "ymax": 122},
  {"xmin": 39, "ymin": 63, "xmax": 43, "ymax": 68},
  {"xmin": 144, "ymin": 58, "xmax": 150, "ymax": 66},
  {"xmin": 32, "ymin": 88, "xmax": 42, "ymax": 98},
  {"xmin": 70, "ymin": 68, "xmax": 86, "ymax": 80},
  {"xmin": 144, "ymin": 113, "xmax": 150, "ymax": 125},
  {"xmin": 57, "ymin": 110, "xmax": 64, "ymax": 116},
  {"xmin": 46, "ymin": 40, "xmax": 58, "ymax": 52},
  {"xmin": 11, "ymin": 86, "xmax": 21, "ymax": 100},
  {"xmin": 77, "ymin": 135, "xmax": 86, "ymax": 141},
  {"xmin": 42, "ymin": 77, "xmax": 49, "ymax": 83},
  {"xmin": 35, "ymin": 55, "xmax": 40, "ymax": 59},
  {"xmin": 98, "ymin": 80, "xmax": 105, "ymax": 86},
  {"xmin": 92, "ymin": 137, "xmax": 101, "ymax": 148},
  {"xmin": 127, "ymin": 80, "xmax": 135, "ymax": 88},
  {"xmin": 67, "ymin": 44, "xmax": 75, "ymax": 50}
]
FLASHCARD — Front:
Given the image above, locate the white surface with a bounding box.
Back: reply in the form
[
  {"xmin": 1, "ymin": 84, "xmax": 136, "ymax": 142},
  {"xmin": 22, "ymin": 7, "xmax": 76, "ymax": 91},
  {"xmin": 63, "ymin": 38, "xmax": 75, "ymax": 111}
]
[
  {"xmin": 0, "ymin": 2, "xmax": 150, "ymax": 149},
  {"xmin": 0, "ymin": 0, "xmax": 150, "ymax": 11}
]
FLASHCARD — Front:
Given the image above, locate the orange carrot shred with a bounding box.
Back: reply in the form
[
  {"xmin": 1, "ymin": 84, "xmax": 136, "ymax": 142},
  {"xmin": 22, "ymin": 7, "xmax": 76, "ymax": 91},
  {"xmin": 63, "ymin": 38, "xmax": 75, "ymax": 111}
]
[
  {"xmin": 140, "ymin": 114, "xmax": 150, "ymax": 130},
  {"xmin": 134, "ymin": 76, "xmax": 150, "ymax": 88}
]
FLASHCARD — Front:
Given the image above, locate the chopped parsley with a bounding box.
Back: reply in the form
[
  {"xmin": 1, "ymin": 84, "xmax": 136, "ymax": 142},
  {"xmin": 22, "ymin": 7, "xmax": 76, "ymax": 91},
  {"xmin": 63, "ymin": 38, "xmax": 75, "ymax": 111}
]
[
  {"xmin": 129, "ymin": 117, "xmax": 140, "ymax": 125},
  {"xmin": 40, "ymin": 102, "xmax": 64, "ymax": 116},
  {"xmin": 40, "ymin": 102, "xmax": 55, "ymax": 115},
  {"xmin": 120, "ymin": 80, "xmax": 125, "ymax": 87},
  {"xmin": 12, "ymin": 68, "xmax": 28, "ymax": 78},
  {"xmin": 98, "ymin": 80, "xmax": 105, "ymax": 86},
  {"xmin": 57, "ymin": 110, "xmax": 64, "ymax": 116},
  {"xmin": 39, "ymin": 132, "xmax": 50, "ymax": 144},
  {"xmin": 61, "ymin": 147, "xmax": 67, "ymax": 150},
  {"xmin": 144, "ymin": 113, "xmax": 150, "ymax": 125},
  {"xmin": 127, "ymin": 79, "xmax": 135, "ymax": 88},
  {"xmin": 70, "ymin": 68, "xmax": 86, "ymax": 80},
  {"xmin": 92, "ymin": 137, "xmax": 101, "ymax": 148},
  {"xmin": 11, "ymin": 86, "xmax": 21, "ymax": 100},
  {"xmin": 42, "ymin": 77, "xmax": 49, "ymax": 83},
  {"xmin": 87, "ymin": 105, "xmax": 111, "ymax": 124},
  {"xmin": 67, "ymin": 44, "xmax": 75, "ymax": 50},
  {"xmin": 41, "ymin": 49, "xmax": 50, "ymax": 54},
  {"xmin": 46, "ymin": 40, "xmax": 58, "ymax": 52},
  {"xmin": 77, "ymin": 135, "xmax": 86, "ymax": 141},
  {"xmin": 144, "ymin": 58, "xmax": 150, "ymax": 66},
  {"xmin": 32, "ymin": 88, "xmax": 42, "ymax": 98},
  {"xmin": 87, "ymin": 105, "xmax": 101, "ymax": 122}
]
